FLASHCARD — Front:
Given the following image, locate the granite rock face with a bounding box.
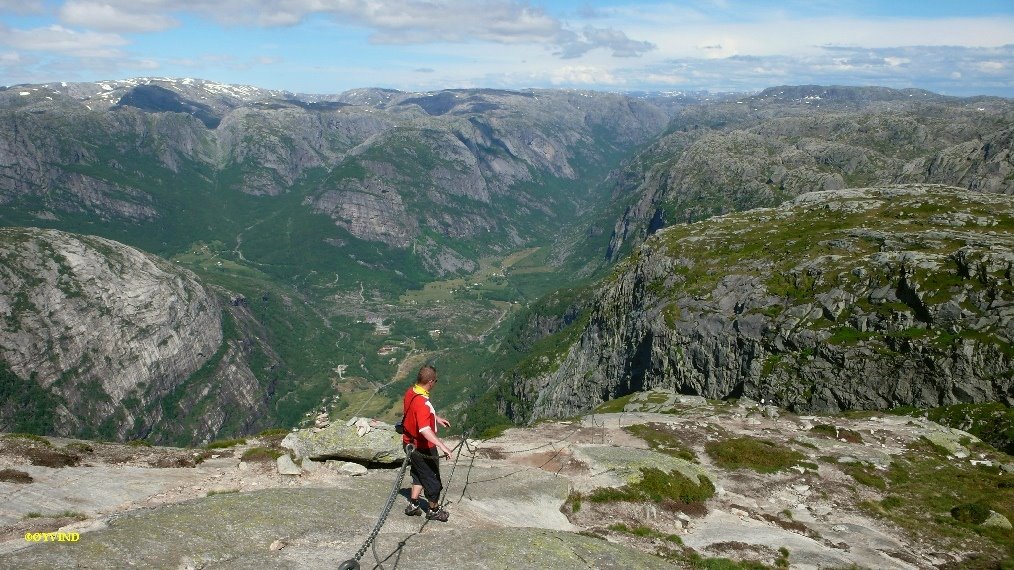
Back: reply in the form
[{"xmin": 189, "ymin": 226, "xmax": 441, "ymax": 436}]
[
  {"xmin": 0, "ymin": 227, "xmax": 267, "ymax": 443},
  {"xmin": 509, "ymin": 185, "xmax": 1013, "ymax": 421}
]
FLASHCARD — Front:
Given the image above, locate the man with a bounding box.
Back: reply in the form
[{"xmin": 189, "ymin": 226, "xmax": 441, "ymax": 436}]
[{"xmin": 402, "ymin": 364, "xmax": 455, "ymax": 521}]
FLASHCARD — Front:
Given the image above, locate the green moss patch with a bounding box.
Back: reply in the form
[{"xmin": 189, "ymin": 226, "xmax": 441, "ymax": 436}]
[
  {"xmin": 205, "ymin": 438, "xmax": 247, "ymax": 450},
  {"xmin": 608, "ymin": 522, "xmax": 682, "ymax": 544},
  {"xmin": 624, "ymin": 423, "xmax": 698, "ymax": 462},
  {"xmin": 841, "ymin": 463, "xmax": 887, "ymax": 490},
  {"xmin": 809, "ymin": 424, "xmax": 864, "ymax": 444},
  {"xmin": 891, "ymin": 402, "xmax": 1014, "ymax": 454},
  {"xmin": 593, "ymin": 393, "xmax": 635, "ymax": 414},
  {"xmin": 240, "ymin": 447, "xmax": 284, "ymax": 462},
  {"xmin": 705, "ymin": 437, "xmax": 807, "ymax": 473},
  {"xmin": 589, "ymin": 467, "xmax": 715, "ymax": 505}
]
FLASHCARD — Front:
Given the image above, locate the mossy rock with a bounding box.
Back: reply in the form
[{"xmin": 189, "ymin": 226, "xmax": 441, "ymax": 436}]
[{"xmin": 574, "ymin": 444, "xmax": 712, "ymax": 486}]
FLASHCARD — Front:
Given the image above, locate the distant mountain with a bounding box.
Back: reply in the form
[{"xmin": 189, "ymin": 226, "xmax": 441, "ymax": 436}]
[
  {"xmin": 585, "ymin": 85, "xmax": 1014, "ymax": 266},
  {"xmin": 0, "ymin": 78, "xmax": 683, "ymax": 284}
]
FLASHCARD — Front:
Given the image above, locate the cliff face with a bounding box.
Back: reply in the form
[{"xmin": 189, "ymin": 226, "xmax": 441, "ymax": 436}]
[
  {"xmin": 0, "ymin": 227, "xmax": 267, "ymax": 442},
  {"xmin": 511, "ymin": 185, "xmax": 1013, "ymax": 421}
]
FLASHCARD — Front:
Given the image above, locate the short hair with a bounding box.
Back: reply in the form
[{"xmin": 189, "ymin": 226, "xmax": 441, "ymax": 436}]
[{"xmin": 416, "ymin": 364, "xmax": 437, "ymax": 385}]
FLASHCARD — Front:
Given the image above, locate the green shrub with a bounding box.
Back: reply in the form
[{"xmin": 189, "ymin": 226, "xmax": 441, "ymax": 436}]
[
  {"xmin": 705, "ymin": 438, "xmax": 806, "ymax": 473},
  {"xmin": 565, "ymin": 490, "xmax": 582, "ymax": 514},
  {"xmin": 951, "ymin": 502, "xmax": 992, "ymax": 525},
  {"xmin": 127, "ymin": 439, "xmax": 151, "ymax": 447}
]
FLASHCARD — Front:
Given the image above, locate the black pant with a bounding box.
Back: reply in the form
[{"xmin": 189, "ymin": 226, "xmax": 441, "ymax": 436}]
[{"xmin": 407, "ymin": 444, "xmax": 442, "ymax": 502}]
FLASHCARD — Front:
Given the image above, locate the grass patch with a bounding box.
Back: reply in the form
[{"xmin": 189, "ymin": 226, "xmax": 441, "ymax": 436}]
[
  {"xmin": 564, "ymin": 490, "xmax": 582, "ymax": 514},
  {"xmin": 890, "ymin": 402, "xmax": 1014, "ymax": 454},
  {"xmin": 240, "ymin": 447, "xmax": 284, "ymax": 462},
  {"xmin": 23, "ymin": 510, "xmax": 86, "ymax": 521},
  {"xmin": 624, "ymin": 423, "xmax": 698, "ymax": 462},
  {"xmin": 855, "ymin": 438, "xmax": 1014, "ymax": 565},
  {"xmin": 705, "ymin": 437, "xmax": 806, "ymax": 473},
  {"xmin": 607, "ymin": 522, "xmax": 683, "ymax": 544},
  {"xmin": 809, "ymin": 424, "xmax": 864, "ymax": 443},
  {"xmin": 207, "ymin": 489, "xmax": 240, "ymax": 497},
  {"xmin": 5, "ymin": 433, "xmax": 52, "ymax": 446},
  {"xmin": 64, "ymin": 442, "xmax": 94, "ymax": 454},
  {"xmin": 205, "ymin": 438, "xmax": 247, "ymax": 450},
  {"xmin": 0, "ymin": 468, "xmax": 32, "ymax": 483},
  {"xmin": 127, "ymin": 439, "xmax": 151, "ymax": 447},
  {"xmin": 589, "ymin": 467, "xmax": 715, "ymax": 505},
  {"xmin": 841, "ymin": 463, "xmax": 887, "ymax": 490},
  {"xmin": 594, "ymin": 393, "xmax": 635, "ymax": 414},
  {"xmin": 680, "ymin": 551, "xmax": 775, "ymax": 570}
]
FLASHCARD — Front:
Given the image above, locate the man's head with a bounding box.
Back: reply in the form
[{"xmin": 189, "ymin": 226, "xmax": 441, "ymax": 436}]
[{"xmin": 416, "ymin": 364, "xmax": 437, "ymax": 389}]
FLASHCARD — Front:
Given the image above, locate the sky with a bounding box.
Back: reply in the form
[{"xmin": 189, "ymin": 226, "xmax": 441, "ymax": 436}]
[{"xmin": 1, "ymin": 0, "xmax": 1013, "ymax": 96}]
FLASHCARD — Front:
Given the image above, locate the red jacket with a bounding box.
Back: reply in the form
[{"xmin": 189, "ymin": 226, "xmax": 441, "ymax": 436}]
[{"xmin": 402, "ymin": 385, "xmax": 436, "ymax": 449}]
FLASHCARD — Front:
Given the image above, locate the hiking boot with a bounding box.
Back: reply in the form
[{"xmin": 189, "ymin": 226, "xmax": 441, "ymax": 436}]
[
  {"xmin": 404, "ymin": 504, "xmax": 422, "ymax": 516},
  {"xmin": 425, "ymin": 508, "xmax": 449, "ymax": 522}
]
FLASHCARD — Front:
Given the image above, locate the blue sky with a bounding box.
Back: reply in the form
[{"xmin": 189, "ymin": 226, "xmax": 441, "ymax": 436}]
[{"xmin": 1, "ymin": 1, "xmax": 1012, "ymax": 96}]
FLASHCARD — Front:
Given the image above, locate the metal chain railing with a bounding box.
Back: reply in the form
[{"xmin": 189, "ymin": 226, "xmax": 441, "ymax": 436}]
[{"xmin": 338, "ymin": 443, "xmax": 415, "ymax": 570}]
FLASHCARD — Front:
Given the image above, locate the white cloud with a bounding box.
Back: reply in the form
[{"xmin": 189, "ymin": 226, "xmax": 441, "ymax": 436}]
[
  {"xmin": 0, "ymin": 24, "xmax": 128, "ymax": 57},
  {"xmin": 645, "ymin": 72, "xmax": 687, "ymax": 85},
  {"xmin": 0, "ymin": 0, "xmax": 44, "ymax": 14},
  {"xmin": 49, "ymin": 0, "xmax": 656, "ymax": 60},
  {"xmin": 555, "ymin": 25, "xmax": 655, "ymax": 58},
  {"xmin": 977, "ymin": 60, "xmax": 1006, "ymax": 72},
  {"xmin": 549, "ymin": 65, "xmax": 621, "ymax": 85},
  {"xmin": 59, "ymin": 1, "xmax": 179, "ymax": 33}
]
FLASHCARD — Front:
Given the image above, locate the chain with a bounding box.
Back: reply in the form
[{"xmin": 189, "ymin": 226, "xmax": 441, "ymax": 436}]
[{"xmin": 350, "ymin": 444, "xmax": 414, "ymax": 564}]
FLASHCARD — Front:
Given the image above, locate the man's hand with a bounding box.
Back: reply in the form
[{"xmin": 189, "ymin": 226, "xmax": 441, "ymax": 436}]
[
  {"xmin": 436, "ymin": 415, "xmax": 451, "ymax": 428},
  {"xmin": 440, "ymin": 445, "xmax": 453, "ymax": 460}
]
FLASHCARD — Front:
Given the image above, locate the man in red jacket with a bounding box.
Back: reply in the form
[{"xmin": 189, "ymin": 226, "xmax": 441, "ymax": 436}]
[{"xmin": 402, "ymin": 364, "xmax": 455, "ymax": 521}]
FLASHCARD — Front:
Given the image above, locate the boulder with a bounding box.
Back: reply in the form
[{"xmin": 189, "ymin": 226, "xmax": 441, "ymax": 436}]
[
  {"xmin": 281, "ymin": 421, "xmax": 403, "ymax": 465},
  {"xmin": 982, "ymin": 511, "xmax": 1013, "ymax": 530},
  {"xmin": 325, "ymin": 460, "xmax": 368, "ymax": 476},
  {"xmin": 276, "ymin": 455, "xmax": 302, "ymax": 476}
]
